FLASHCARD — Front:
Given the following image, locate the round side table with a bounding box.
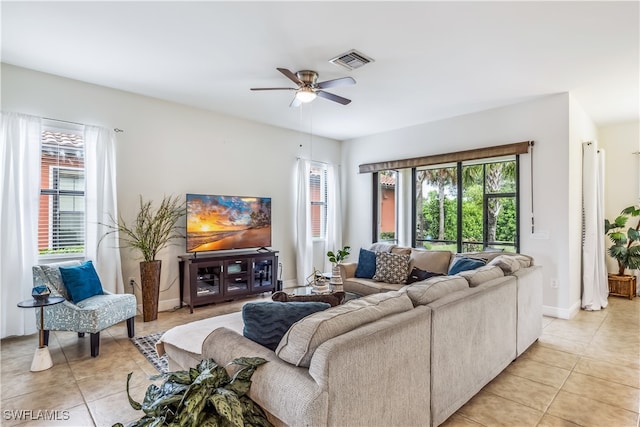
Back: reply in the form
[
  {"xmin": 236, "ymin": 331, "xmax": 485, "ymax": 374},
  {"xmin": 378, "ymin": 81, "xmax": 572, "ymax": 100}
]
[{"xmin": 17, "ymin": 296, "xmax": 64, "ymax": 372}]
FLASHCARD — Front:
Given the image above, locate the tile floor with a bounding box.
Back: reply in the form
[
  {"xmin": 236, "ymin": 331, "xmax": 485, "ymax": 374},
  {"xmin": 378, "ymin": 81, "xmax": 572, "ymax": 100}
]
[{"xmin": 1, "ymin": 294, "xmax": 638, "ymax": 427}]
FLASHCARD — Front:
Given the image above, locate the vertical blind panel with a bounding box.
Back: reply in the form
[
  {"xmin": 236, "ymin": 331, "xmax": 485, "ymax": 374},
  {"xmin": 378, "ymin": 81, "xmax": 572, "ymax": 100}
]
[{"xmin": 38, "ymin": 130, "xmax": 86, "ymax": 255}]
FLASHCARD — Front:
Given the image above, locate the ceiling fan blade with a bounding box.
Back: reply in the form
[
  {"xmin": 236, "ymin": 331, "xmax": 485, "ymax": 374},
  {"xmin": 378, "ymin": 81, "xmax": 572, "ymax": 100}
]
[
  {"xmin": 316, "ymin": 76, "xmax": 356, "ymax": 89},
  {"xmin": 289, "ymin": 96, "xmax": 302, "ymax": 108},
  {"xmin": 277, "ymin": 68, "xmax": 303, "ymax": 85},
  {"xmin": 250, "ymin": 87, "xmax": 296, "ymax": 91},
  {"xmin": 317, "ymin": 90, "xmax": 351, "ymax": 105}
]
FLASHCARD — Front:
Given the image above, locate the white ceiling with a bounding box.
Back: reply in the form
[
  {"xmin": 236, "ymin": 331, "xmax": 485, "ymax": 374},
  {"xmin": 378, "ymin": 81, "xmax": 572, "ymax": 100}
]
[{"xmin": 2, "ymin": 1, "xmax": 638, "ymax": 141}]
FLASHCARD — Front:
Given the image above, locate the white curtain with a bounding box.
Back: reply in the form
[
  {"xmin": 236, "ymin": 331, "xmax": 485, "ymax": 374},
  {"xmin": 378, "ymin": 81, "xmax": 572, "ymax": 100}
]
[
  {"xmin": 295, "ymin": 159, "xmax": 313, "ymax": 286},
  {"xmin": 581, "ymin": 142, "xmax": 608, "ymax": 310},
  {"xmin": 324, "ymin": 163, "xmax": 343, "ymax": 272},
  {"xmin": 0, "ymin": 112, "xmax": 41, "ymax": 338},
  {"xmin": 85, "ymin": 125, "xmax": 124, "ymax": 294}
]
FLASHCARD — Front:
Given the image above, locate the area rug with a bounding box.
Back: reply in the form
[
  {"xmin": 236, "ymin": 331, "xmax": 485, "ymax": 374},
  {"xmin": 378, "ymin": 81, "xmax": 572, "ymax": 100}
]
[{"xmin": 131, "ymin": 332, "xmax": 168, "ymax": 373}]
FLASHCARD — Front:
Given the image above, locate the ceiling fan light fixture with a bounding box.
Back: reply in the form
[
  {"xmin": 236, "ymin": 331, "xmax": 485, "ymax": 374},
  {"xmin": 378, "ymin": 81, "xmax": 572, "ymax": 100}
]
[{"xmin": 296, "ymin": 87, "xmax": 317, "ymax": 103}]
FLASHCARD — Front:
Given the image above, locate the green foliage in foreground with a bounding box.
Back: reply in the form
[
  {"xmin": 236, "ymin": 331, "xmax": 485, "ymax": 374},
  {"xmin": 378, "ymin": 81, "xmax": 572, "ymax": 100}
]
[{"xmin": 113, "ymin": 357, "xmax": 273, "ymax": 427}]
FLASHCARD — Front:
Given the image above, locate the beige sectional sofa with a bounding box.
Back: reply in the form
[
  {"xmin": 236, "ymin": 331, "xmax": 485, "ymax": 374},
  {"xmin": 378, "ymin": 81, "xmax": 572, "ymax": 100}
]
[{"xmin": 157, "ymin": 246, "xmax": 542, "ymax": 427}]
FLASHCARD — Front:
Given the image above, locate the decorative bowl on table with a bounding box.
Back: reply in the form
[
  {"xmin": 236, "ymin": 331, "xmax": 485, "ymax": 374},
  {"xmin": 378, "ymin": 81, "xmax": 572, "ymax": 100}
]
[{"xmin": 32, "ymin": 285, "xmax": 51, "ymax": 301}]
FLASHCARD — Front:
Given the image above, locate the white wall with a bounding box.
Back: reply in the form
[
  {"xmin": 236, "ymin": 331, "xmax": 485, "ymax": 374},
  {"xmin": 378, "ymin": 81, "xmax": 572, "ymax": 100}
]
[
  {"xmin": 2, "ymin": 63, "xmax": 341, "ymax": 311},
  {"xmin": 342, "ymin": 93, "xmax": 582, "ymax": 317},
  {"xmin": 599, "ymin": 120, "xmax": 640, "ymax": 274}
]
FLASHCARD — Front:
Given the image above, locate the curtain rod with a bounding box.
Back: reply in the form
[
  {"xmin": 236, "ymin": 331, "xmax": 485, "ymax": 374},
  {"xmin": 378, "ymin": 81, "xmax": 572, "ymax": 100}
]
[{"xmin": 43, "ymin": 116, "xmax": 124, "ymax": 133}]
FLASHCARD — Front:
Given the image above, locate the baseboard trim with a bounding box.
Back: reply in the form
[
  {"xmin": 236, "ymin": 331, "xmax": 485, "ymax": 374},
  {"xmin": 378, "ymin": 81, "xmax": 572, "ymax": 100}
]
[
  {"xmin": 542, "ymin": 300, "xmax": 581, "ymax": 319},
  {"xmin": 137, "ymin": 298, "xmax": 182, "ymax": 316}
]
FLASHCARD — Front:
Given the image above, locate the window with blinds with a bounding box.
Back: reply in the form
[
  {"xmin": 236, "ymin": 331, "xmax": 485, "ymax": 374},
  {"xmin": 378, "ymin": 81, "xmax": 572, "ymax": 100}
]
[
  {"xmin": 38, "ymin": 126, "xmax": 86, "ymax": 256},
  {"xmin": 310, "ymin": 163, "xmax": 327, "ymax": 239}
]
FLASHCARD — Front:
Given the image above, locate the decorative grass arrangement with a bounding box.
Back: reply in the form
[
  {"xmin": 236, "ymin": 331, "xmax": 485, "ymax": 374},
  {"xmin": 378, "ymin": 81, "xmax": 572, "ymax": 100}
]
[
  {"xmin": 102, "ymin": 195, "xmax": 185, "ymax": 262},
  {"xmin": 114, "ymin": 357, "xmax": 273, "ymax": 427}
]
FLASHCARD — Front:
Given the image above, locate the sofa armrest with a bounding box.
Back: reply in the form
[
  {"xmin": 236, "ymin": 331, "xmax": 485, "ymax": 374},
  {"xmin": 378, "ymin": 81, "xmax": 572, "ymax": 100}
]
[
  {"xmin": 338, "ymin": 262, "xmax": 357, "ymax": 280},
  {"xmin": 308, "ymin": 306, "xmax": 432, "ymax": 427}
]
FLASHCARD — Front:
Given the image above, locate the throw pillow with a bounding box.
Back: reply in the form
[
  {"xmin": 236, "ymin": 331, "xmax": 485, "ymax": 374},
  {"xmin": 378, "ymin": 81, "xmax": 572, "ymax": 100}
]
[
  {"xmin": 373, "ymin": 252, "xmax": 410, "ymax": 284},
  {"xmin": 242, "ymin": 302, "xmax": 330, "ymax": 351},
  {"xmin": 58, "ymin": 260, "xmax": 104, "ymax": 303},
  {"xmin": 405, "ymin": 267, "xmax": 443, "ymax": 284},
  {"xmin": 457, "ymin": 265, "xmax": 504, "ymax": 287},
  {"xmin": 354, "ymin": 248, "xmax": 376, "ymax": 279},
  {"xmin": 448, "ymin": 257, "xmax": 486, "ymax": 276}
]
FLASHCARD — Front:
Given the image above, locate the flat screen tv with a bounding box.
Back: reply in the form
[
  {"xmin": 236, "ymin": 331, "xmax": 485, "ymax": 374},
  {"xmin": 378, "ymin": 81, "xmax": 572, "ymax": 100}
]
[{"xmin": 186, "ymin": 194, "xmax": 272, "ymax": 253}]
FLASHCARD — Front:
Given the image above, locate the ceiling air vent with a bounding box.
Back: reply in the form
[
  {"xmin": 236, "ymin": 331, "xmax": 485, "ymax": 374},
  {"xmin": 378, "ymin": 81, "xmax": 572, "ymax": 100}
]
[{"xmin": 329, "ymin": 49, "xmax": 374, "ymax": 71}]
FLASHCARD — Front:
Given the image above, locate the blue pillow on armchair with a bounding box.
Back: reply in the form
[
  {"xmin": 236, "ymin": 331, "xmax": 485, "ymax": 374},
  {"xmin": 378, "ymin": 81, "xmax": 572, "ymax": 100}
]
[
  {"xmin": 354, "ymin": 248, "xmax": 376, "ymax": 279},
  {"xmin": 59, "ymin": 260, "xmax": 104, "ymax": 303},
  {"xmin": 242, "ymin": 302, "xmax": 330, "ymax": 351}
]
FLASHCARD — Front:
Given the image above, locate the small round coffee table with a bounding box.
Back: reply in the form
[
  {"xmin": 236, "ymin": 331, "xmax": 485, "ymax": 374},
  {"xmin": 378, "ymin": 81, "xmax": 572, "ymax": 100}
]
[{"xmin": 17, "ymin": 296, "xmax": 65, "ymax": 372}]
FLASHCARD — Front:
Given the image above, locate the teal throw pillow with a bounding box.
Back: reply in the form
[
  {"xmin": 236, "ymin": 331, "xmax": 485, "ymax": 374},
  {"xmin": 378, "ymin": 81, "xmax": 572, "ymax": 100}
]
[
  {"xmin": 354, "ymin": 248, "xmax": 376, "ymax": 278},
  {"xmin": 448, "ymin": 257, "xmax": 486, "ymax": 276},
  {"xmin": 242, "ymin": 302, "xmax": 330, "ymax": 351},
  {"xmin": 59, "ymin": 260, "xmax": 104, "ymax": 303}
]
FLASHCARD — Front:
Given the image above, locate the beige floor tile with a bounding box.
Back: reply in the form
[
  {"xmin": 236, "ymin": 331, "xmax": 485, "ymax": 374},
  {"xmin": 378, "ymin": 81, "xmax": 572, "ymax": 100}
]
[
  {"xmin": 561, "ymin": 372, "xmax": 640, "ymax": 413},
  {"xmin": 0, "ymin": 360, "xmax": 76, "ymax": 400},
  {"xmin": 440, "ymin": 413, "xmax": 485, "ymax": 426},
  {"xmin": 520, "ymin": 344, "xmax": 580, "ymax": 371},
  {"xmin": 536, "ymin": 413, "xmax": 582, "ymax": 427},
  {"xmin": 537, "ymin": 334, "xmax": 588, "ymax": 355},
  {"xmin": 505, "ymin": 358, "xmax": 571, "ymax": 388},
  {"xmin": 76, "ymin": 364, "xmax": 154, "ymax": 402},
  {"xmin": 87, "ymin": 384, "xmax": 149, "ymax": 427},
  {"xmin": 1, "ymin": 383, "xmax": 85, "ymax": 427},
  {"xmin": 483, "ymin": 372, "xmax": 559, "ymax": 412},
  {"xmin": 458, "ymin": 391, "xmax": 543, "ymax": 426},
  {"xmin": 547, "ymin": 390, "xmax": 638, "ymax": 427},
  {"xmin": 574, "ymin": 356, "xmax": 640, "ymax": 389},
  {"xmin": 10, "ymin": 404, "xmax": 96, "ymax": 427},
  {"xmin": 542, "ymin": 321, "xmax": 600, "ymax": 343}
]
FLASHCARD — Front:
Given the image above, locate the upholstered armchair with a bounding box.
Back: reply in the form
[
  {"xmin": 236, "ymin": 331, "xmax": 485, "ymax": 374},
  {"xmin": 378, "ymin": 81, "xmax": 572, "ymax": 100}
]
[{"xmin": 32, "ymin": 260, "xmax": 137, "ymax": 357}]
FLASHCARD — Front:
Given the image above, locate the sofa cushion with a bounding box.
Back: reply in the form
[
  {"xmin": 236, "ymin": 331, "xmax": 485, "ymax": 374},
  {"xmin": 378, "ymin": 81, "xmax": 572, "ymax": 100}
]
[
  {"xmin": 369, "ymin": 242, "xmax": 396, "ymax": 252},
  {"xmin": 58, "ymin": 260, "xmax": 104, "ymax": 303},
  {"xmin": 406, "ymin": 276, "xmax": 469, "ymax": 305},
  {"xmin": 410, "ymin": 249, "xmax": 452, "ymax": 275},
  {"xmin": 448, "ymin": 257, "xmax": 486, "ymax": 275},
  {"xmin": 457, "ymin": 265, "xmax": 505, "ymax": 287},
  {"xmin": 276, "ymin": 291, "xmax": 413, "ymax": 367},
  {"xmin": 243, "ymin": 302, "xmax": 330, "ymax": 351},
  {"xmin": 354, "ymin": 248, "xmax": 377, "ymax": 279},
  {"xmin": 373, "ymin": 252, "xmax": 410, "ymax": 284},
  {"xmin": 487, "ymin": 255, "xmax": 521, "ymax": 274},
  {"xmin": 405, "ymin": 267, "xmax": 443, "ymax": 284}
]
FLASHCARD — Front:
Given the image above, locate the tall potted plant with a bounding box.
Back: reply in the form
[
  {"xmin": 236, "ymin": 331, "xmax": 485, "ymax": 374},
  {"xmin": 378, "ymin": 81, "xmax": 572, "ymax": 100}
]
[
  {"xmin": 604, "ymin": 205, "xmax": 640, "ymax": 298},
  {"xmin": 103, "ymin": 195, "xmax": 184, "ymax": 321}
]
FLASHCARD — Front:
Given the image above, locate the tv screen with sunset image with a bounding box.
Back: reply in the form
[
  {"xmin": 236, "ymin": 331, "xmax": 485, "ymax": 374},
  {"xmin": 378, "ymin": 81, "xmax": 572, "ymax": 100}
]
[{"xmin": 186, "ymin": 194, "xmax": 272, "ymax": 253}]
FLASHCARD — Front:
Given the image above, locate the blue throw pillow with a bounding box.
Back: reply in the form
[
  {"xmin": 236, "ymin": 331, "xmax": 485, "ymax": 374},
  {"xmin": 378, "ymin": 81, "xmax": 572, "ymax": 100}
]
[
  {"xmin": 354, "ymin": 248, "xmax": 376, "ymax": 278},
  {"xmin": 59, "ymin": 260, "xmax": 104, "ymax": 303},
  {"xmin": 242, "ymin": 302, "xmax": 330, "ymax": 351},
  {"xmin": 448, "ymin": 257, "xmax": 486, "ymax": 276}
]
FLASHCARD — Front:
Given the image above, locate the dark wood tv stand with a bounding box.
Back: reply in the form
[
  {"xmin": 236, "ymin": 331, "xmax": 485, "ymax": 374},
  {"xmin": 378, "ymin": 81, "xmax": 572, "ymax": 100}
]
[{"xmin": 178, "ymin": 250, "xmax": 279, "ymax": 313}]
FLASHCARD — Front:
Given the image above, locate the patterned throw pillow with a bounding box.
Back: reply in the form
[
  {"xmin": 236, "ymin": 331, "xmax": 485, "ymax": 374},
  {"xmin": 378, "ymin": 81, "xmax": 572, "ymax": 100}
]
[{"xmin": 373, "ymin": 252, "xmax": 410, "ymax": 284}]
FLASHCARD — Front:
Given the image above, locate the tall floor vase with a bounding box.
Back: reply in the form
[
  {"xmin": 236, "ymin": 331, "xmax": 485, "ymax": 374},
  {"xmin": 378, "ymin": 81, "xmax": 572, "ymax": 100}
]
[{"xmin": 140, "ymin": 260, "xmax": 161, "ymax": 322}]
